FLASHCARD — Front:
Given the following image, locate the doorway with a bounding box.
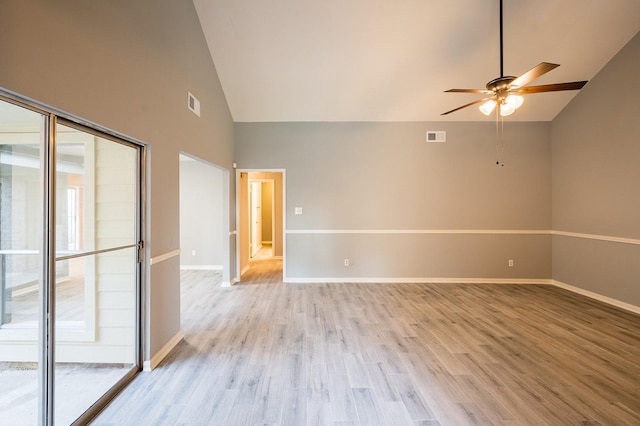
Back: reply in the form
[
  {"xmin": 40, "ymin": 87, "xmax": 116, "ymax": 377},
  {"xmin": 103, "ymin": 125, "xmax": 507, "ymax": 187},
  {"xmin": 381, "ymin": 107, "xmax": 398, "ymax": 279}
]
[
  {"xmin": 237, "ymin": 170, "xmax": 284, "ymax": 281},
  {"xmin": 178, "ymin": 154, "xmax": 229, "ymax": 284}
]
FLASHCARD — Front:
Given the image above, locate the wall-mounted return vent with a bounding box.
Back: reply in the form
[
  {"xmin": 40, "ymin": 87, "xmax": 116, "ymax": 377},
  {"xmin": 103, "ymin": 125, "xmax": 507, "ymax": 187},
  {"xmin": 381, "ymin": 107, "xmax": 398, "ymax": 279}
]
[
  {"xmin": 426, "ymin": 131, "xmax": 446, "ymax": 143},
  {"xmin": 188, "ymin": 92, "xmax": 201, "ymax": 117}
]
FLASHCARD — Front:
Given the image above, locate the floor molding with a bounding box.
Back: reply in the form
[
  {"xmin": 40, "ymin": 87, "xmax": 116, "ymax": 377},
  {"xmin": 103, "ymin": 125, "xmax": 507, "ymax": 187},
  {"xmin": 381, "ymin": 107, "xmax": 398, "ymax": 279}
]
[
  {"xmin": 284, "ymin": 277, "xmax": 551, "ymax": 285},
  {"xmin": 143, "ymin": 330, "xmax": 184, "ymax": 371},
  {"xmin": 550, "ymin": 280, "xmax": 640, "ymax": 315},
  {"xmin": 286, "ymin": 229, "xmax": 550, "ymax": 235}
]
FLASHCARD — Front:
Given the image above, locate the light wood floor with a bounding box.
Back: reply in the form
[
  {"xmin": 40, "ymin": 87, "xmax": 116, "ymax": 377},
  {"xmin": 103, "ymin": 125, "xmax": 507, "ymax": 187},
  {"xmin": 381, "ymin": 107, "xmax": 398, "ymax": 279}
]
[
  {"xmin": 93, "ymin": 262, "xmax": 640, "ymax": 425},
  {"xmin": 251, "ymin": 243, "xmax": 274, "ymax": 261}
]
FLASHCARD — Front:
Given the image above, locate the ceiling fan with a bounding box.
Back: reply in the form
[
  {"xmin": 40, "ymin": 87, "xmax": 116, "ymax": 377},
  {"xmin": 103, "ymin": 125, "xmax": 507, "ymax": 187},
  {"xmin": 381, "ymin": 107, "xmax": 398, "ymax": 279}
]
[{"xmin": 441, "ymin": 0, "xmax": 588, "ymax": 117}]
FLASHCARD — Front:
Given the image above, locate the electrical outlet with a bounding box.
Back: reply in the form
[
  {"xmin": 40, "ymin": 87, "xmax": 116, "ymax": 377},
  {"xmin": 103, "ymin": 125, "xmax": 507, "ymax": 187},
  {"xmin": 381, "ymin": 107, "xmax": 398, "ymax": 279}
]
[
  {"xmin": 508, "ymin": 259, "xmax": 514, "ymax": 267},
  {"xmin": 192, "ymin": 250, "xmax": 197, "ymax": 256},
  {"xmin": 344, "ymin": 259, "xmax": 351, "ymax": 267}
]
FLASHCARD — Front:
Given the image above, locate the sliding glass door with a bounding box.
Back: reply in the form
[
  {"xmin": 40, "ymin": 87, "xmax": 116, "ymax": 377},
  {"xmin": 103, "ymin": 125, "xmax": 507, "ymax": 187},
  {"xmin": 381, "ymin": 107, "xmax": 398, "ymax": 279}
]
[
  {"xmin": 0, "ymin": 97, "xmax": 46, "ymax": 423},
  {"xmin": 53, "ymin": 122, "xmax": 141, "ymax": 424},
  {"xmin": 0, "ymin": 95, "xmax": 143, "ymax": 424}
]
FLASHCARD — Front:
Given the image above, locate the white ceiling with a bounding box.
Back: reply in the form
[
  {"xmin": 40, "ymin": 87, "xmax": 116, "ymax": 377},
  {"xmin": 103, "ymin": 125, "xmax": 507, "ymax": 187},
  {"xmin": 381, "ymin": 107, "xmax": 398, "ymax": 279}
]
[{"xmin": 193, "ymin": 0, "xmax": 640, "ymax": 122}]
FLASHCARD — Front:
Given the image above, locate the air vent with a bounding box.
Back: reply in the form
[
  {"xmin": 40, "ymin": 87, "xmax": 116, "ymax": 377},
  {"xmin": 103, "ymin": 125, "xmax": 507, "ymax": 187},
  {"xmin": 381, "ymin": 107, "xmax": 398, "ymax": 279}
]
[
  {"xmin": 188, "ymin": 92, "xmax": 201, "ymax": 117},
  {"xmin": 426, "ymin": 131, "xmax": 446, "ymax": 143}
]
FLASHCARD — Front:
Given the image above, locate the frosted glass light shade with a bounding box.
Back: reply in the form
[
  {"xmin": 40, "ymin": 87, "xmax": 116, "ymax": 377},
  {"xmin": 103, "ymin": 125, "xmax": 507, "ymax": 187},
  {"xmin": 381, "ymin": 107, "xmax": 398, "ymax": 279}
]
[
  {"xmin": 479, "ymin": 100, "xmax": 497, "ymax": 116},
  {"xmin": 505, "ymin": 94, "xmax": 524, "ymax": 109},
  {"xmin": 500, "ymin": 103, "xmax": 515, "ymax": 116}
]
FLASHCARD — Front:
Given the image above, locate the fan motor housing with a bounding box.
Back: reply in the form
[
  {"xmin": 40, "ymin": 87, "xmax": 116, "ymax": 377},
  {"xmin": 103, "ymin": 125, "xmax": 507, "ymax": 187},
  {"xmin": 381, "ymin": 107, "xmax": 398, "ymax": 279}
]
[{"xmin": 487, "ymin": 76, "xmax": 517, "ymax": 91}]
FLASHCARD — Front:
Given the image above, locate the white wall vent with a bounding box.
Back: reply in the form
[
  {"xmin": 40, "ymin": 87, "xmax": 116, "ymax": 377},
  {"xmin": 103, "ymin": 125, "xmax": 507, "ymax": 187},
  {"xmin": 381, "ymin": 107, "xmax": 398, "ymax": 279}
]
[
  {"xmin": 188, "ymin": 92, "xmax": 201, "ymax": 117},
  {"xmin": 426, "ymin": 131, "xmax": 446, "ymax": 143}
]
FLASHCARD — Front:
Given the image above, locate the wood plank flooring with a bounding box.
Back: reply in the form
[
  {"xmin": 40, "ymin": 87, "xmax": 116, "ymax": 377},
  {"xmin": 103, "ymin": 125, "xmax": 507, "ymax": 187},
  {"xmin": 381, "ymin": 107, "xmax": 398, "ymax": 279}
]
[{"xmin": 92, "ymin": 262, "xmax": 640, "ymax": 425}]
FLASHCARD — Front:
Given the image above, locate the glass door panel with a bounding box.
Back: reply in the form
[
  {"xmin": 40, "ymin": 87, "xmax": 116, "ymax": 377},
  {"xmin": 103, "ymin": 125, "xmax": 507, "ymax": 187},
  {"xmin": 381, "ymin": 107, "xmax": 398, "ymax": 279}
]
[
  {"xmin": 54, "ymin": 123, "xmax": 139, "ymax": 424},
  {"xmin": 0, "ymin": 100, "xmax": 46, "ymax": 423}
]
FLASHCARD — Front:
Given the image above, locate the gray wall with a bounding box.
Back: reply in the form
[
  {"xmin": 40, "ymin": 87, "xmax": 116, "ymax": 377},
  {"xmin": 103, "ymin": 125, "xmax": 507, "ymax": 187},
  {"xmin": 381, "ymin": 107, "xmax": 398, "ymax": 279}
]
[
  {"xmin": 551, "ymin": 31, "xmax": 640, "ymax": 306},
  {"xmin": 180, "ymin": 157, "xmax": 224, "ymax": 269},
  {"xmin": 0, "ymin": 1, "xmax": 235, "ymax": 360},
  {"xmin": 236, "ymin": 121, "xmax": 552, "ymax": 281}
]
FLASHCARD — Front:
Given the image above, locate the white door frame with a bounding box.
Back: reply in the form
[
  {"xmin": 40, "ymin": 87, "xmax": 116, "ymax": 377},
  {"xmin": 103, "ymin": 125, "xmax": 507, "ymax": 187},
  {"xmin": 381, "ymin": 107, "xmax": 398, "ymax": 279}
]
[{"xmin": 235, "ymin": 169, "xmax": 286, "ymax": 283}]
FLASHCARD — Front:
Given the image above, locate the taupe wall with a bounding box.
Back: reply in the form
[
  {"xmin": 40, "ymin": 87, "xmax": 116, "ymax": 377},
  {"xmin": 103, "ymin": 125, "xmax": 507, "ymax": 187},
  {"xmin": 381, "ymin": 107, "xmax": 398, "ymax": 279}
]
[
  {"xmin": 551, "ymin": 31, "xmax": 640, "ymax": 306},
  {"xmin": 236, "ymin": 121, "xmax": 552, "ymax": 281},
  {"xmin": 0, "ymin": 1, "xmax": 235, "ymax": 360}
]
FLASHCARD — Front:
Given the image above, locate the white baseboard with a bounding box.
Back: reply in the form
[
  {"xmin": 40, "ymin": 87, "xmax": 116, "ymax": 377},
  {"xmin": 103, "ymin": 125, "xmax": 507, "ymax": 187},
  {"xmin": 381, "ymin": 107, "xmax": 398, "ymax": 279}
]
[
  {"xmin": 551, "ymin": 280, "xmax": 640, "ymax": 315},
  {"xmin": 284, "ymin": 277, "xmax": 552, "ymax": 285},
  {"xmin": 143, "ymin": 330, "xmax": 184, "ymax": 371},
  {"xmin": 241, "ymin": 265, "xmax": 250, "ymax": 276},
  {"xmin": 180, "ymin": 265, "xmax": 223, "ymax": 271}
]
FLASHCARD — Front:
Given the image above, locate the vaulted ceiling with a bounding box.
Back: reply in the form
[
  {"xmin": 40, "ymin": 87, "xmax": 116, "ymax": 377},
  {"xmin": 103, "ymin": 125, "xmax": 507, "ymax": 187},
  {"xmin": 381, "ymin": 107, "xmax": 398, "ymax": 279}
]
[{"xmin": 194, "ymin": 0, "xmax": 640, "ymax": 122}]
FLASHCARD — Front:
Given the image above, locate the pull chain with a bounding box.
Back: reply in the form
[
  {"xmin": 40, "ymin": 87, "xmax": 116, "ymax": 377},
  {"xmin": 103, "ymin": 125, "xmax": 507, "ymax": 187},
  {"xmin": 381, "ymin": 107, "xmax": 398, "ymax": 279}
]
[
  {"xmin": 495, "ymin": 109, "xmax": 500, "ymax": 165},
  {"xmin": 495, "ymin": 107, "xmax": 505, "ymax": 167},
  {"xmin": 500, "ymin": 115, "xmax": 505, "ymax": 167}
]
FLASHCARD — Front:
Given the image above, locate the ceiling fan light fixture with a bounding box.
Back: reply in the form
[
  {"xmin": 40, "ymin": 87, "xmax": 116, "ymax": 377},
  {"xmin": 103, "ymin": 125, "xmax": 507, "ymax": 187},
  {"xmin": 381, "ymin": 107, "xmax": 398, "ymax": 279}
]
[
  {"xmin": 479, "ymin": 100, "xmax": 497, "ymax": 116},
  {"xmin": 499, "ymin": 103, "xmax": 515, "ymax": 116},
  {"xmin": 505, "ymin": 94, "xmax": 524, "ymax": 109},
  {"xmin": 441, "ymin": 0, "xmax": 588, "ymax": 118}
]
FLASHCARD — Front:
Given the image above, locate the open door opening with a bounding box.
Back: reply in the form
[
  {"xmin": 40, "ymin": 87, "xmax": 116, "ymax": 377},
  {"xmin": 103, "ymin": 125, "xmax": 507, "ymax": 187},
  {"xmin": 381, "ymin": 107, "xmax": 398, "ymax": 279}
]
[
  {"xmin": 179, "ymin": 154, "xmax": 231, "ymax": 285},
  {"xmin": 237, "ymin": 171, "xmax": 284, "ymax": 282}
]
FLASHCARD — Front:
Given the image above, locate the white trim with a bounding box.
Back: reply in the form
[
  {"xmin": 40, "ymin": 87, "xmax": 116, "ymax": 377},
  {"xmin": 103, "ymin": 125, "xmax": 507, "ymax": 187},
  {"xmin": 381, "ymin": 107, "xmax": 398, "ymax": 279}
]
[
  {"xmin": 150, "ymin": 249, "xmax": 181, "ymax": 265},
  {"xmin": 283, "ymin": 229, "xmax": 640, "ymax": 246},
  {"xmin": 143, "ymin": 330, "xmax": 184, "ymax": 371},
  {"xmin": 552, "ymin": 230, "xmax": 640, "ymax": 246},
  {"xmin": 179, "ymin": 265, "xmax": 223, "ymax": 271},
  {"xmin": 285, "ymin": 229, "xmax": 551, "ymax": 235},
  {"xmin": 551, "ymin": 280, "xmax": 640, "ymax": 315},
  {"xmin": 284, "ymin": 277, "xmax": 551, "ymax": 285},
  {"xmin": 241, "ymin": 264, "xmax": 250, "ymax": 276}
]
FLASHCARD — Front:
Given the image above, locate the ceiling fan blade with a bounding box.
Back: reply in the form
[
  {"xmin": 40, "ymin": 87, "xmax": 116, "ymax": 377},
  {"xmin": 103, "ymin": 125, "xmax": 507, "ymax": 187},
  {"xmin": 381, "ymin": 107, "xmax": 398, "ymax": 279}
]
[
  {"xmin": 510, "ymin": 62, "xmax": 560, "ymax": 88},
  {"xmin": 445, "ymin": 88, "xmax": 491, "ymax": 94},
  {"xmin": 513, "ymin": 81, "xmax": 588, "ymax": 94},
  {"xmin": 441, "ymin": 98, "xmax": 492, "ymax": 115}
]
